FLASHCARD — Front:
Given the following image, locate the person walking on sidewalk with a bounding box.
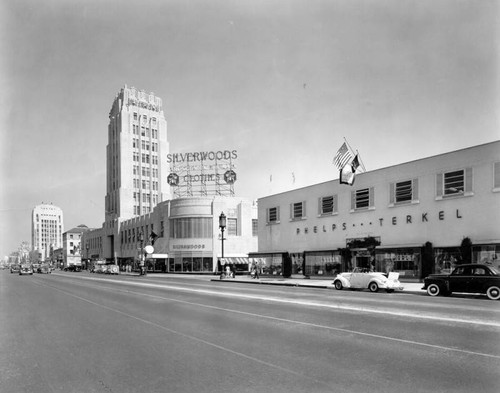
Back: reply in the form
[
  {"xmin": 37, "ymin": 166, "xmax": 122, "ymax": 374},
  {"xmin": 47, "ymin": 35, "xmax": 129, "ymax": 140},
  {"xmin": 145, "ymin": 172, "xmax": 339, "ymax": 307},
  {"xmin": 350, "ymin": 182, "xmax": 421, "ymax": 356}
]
[{"xmin": 252, "ymin": 264, "xmax": 259, "ymax": 279}]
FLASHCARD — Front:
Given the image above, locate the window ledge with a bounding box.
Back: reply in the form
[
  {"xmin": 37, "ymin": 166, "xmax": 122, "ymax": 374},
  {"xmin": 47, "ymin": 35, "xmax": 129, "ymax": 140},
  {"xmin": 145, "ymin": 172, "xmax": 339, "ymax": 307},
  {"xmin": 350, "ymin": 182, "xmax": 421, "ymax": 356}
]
[
  {"xmin": 349, "ymin": 207, "xmax": 375, "ymax": 213},
  {"xmin": 388, "ymin": 200, "xmax": 420, "ymax": 208},
  {"xmin": 435, "ymin": 192, "xmax": 474, "ymax": 201},
  {"xmin": 266, "ymin": 221, "xmax": 280, "ymax": 226},
  {"xmin": 290, "ymin": 217, "xmax": 307, "ymax": 222},
  {"xmin": 318, "ymin": 212, "xmax": 339, "ymax": 218}
]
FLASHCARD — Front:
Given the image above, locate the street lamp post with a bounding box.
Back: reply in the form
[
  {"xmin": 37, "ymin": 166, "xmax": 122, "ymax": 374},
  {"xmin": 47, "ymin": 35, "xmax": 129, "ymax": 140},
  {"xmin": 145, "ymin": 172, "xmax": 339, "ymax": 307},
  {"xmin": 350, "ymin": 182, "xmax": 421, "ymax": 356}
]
[
  {"xmin": 86, "ymin": 243, "xmax": 89, "ymax": 270},
  {"xmin": 138, "ymin": 232, "xmax": 145, "ymax": 275},
  {"xmin": 219, "ymin": 212, "xmax": 226, "ymax": 261}
]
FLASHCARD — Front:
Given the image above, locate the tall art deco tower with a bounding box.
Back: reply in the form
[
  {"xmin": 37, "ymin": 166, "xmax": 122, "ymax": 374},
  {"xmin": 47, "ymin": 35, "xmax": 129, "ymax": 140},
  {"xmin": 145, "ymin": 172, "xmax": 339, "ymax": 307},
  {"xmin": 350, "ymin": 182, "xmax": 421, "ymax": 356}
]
[
  {"xmin": 105, "ymin": 86, "xmax": 170, "ymax": 223},
  {"xmin": 32, "ymin": 203, "xmax": 64, "ymax": 260}
]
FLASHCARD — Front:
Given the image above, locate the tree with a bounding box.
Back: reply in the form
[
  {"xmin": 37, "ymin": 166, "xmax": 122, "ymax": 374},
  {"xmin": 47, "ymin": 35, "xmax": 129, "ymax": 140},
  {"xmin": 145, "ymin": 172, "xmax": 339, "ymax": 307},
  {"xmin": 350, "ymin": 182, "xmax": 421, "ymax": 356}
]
[
  {"xmin": 459, "ymin": 237, "xmax": 472, "ymax": 265},
  {"xmin": 421, "ymin": 242, "xmax": 434, "ymax": 278}
]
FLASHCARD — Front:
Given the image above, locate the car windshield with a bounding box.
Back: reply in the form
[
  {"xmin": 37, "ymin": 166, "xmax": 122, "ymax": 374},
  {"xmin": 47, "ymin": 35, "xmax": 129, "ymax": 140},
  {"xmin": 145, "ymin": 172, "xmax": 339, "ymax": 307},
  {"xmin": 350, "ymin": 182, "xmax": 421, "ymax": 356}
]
[{"xmin": 489, "ymin": 266, "xmax": 500, "ymax": 275}]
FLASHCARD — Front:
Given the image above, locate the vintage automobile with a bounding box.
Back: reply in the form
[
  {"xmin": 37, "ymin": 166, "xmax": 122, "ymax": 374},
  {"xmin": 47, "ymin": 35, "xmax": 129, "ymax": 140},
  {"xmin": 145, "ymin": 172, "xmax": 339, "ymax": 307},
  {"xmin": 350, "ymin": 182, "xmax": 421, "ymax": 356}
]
[
  {"xmin": 91, "ymin": 264, "xmax": 106, "ymax": 274},
  {"xmin": 19, "ymin": 264, "xmax": 34, "ymax": 275},
  {"xmin": 333, "ymin": 268, "xmax": 404, "ymax": 293},
  {"xmin": 37, "ymin": 264, "xmax": 52, "ymax": 274},
  {"xmin": 10, "ymin": 264, "xmax": 20, "ymax": 274},
  {"xmin": 64, "ymin": 265, "xmax": 82, "ymax": 272},
  {"xmin": 105, "ymin": 264, "xmax": 119, "ymax": 275},
  {"xmin": 422, "ymin": 264, "xmax": 500, "ymax": 300}
]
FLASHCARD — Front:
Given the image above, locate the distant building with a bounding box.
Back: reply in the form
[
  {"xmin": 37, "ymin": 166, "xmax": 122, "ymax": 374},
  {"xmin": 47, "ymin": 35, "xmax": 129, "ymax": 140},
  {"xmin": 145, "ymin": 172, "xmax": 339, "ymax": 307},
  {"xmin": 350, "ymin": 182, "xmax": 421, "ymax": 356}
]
[
  {"xmin": 253, "ymin": 141, "xmax": 500, "ymax": 279},
  {"xmin": 31, "ymin": 203, "xmax": 63, "ymax": 261},
  {"xmin": 62, "ymin": 225, "xmax": 92, "ymax": 269}
]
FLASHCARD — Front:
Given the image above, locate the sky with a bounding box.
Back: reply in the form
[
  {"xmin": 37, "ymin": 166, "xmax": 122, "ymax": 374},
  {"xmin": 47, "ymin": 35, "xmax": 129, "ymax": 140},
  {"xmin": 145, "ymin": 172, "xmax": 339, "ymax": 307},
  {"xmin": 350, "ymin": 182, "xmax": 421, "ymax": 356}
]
[{"xmin": 1, "ymin": 0, "xmax": 499, "ymax": 257}]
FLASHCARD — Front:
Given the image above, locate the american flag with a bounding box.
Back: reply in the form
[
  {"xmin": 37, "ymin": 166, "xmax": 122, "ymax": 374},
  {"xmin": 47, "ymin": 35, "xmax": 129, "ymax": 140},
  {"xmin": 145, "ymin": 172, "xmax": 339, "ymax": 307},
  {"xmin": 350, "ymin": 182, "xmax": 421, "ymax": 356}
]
[{"xmin": 333, "ymin": 142, "xmax": 354, "ymax": 170}]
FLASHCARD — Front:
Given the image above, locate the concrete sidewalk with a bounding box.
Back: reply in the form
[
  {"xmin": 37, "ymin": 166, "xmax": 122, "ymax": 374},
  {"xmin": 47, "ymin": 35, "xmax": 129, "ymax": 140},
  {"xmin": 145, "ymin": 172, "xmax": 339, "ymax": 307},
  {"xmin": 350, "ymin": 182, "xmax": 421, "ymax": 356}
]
[
  {"xmin": 115, "ymin": 271, "xmax": 425, "ymax": 294},
  {"xmin": 211, "ymin": 275, "xmax": 425, "ymax": 294}
]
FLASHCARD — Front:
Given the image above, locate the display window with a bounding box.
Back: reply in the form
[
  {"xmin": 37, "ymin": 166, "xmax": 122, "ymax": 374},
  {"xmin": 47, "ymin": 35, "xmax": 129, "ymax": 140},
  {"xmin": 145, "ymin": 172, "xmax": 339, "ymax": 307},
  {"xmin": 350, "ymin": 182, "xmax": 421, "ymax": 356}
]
[
  {"xmin": 433, "ymin": 248, "xmax": 461, "ymax": 274},
  {"xmin": 168, "ymin": 254, "xmax": 212, "ymax": 272},
  {"xmin": 374, "ymin": 248, "xmax": 421, "ymax": 278},
  {"xmin": 472, "ymin": 244, "xmax": 500, "ymax": 269},
  {"xmin": 304, "ymin": 251, "xmax": 341, "ymax": 276}
]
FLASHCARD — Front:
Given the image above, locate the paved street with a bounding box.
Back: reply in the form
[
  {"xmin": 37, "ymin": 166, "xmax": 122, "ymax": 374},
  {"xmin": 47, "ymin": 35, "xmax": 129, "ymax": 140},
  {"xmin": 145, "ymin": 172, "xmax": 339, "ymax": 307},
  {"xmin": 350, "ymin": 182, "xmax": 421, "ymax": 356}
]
[{"xmin": 1, "ymin": 271, "xmax": 499, "ymax": 393}]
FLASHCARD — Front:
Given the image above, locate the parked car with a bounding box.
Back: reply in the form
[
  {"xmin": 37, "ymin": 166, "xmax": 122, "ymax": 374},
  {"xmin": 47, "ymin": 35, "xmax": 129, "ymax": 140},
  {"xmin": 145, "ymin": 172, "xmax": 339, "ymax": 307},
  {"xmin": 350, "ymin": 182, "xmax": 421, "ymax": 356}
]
[
  {"xmin": 37, "ymin": 264, "xmax": 51, "ymax": 274},
  {"xmin": 10, "ymin": 264, "xmax": 20, "ymax": 274},
  {"xmin": 333, "ymin": 268, "xmax": 404, "ymax": 293},
  {"xmin": 422, "ymin": 264, "xmax": 500, "ymax": 300},
  {"xmin": 19, "ymin": 264, "xmax": 33, "ymax": 275},
  {"xmin": 105, "ymin": 265, "xmax": 119, "ymax": 275},
  {"xmin": 64, "ymin": 265, "xmax": 82, "ymax": 272},
  {"xmin": 91, "ymin": 264, "xmax": 106, "ymax": 274}
]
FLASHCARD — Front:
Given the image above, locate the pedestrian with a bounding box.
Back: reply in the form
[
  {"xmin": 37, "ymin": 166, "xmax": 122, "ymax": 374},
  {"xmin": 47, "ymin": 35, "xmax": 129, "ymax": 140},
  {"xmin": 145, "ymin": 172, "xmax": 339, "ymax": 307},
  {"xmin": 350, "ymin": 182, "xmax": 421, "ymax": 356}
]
[{"xmin": 252, "ymin": 264, "xmax": 259, "ymax": 279}]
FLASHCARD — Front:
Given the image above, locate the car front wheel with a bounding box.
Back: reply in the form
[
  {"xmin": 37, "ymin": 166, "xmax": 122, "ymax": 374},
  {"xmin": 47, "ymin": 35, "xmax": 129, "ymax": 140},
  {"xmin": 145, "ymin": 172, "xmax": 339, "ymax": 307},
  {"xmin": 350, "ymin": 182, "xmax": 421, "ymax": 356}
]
[
  {"xmin": 334, "ymin": 280, "xmax": 343, "ymax": 290},
  {"xmin": 368, "ymin": 282, "xmax": 379, "ymax": 292},
  {"xmin": 427, "ymin": 283, "xmax": 441, "ymax": 296},
  {"xmin": 486, "ymin": 286, "xmax": 500, "ymax": 300}
]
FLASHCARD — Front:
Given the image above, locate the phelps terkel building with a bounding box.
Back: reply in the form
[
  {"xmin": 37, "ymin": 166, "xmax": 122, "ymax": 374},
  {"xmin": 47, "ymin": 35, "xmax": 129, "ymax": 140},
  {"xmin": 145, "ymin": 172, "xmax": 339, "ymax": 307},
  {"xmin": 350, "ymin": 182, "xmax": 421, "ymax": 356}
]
[{"xmin": 252, "ymin": 141, "xmax": 500, "ymax": 280}]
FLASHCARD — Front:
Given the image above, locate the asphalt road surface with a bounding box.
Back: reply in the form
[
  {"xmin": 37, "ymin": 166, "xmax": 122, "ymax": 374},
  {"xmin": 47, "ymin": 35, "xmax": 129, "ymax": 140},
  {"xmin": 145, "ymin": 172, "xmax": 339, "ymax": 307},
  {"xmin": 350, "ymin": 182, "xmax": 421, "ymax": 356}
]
[{"xmin": 1, "ymin": 271, "xmax": 499, "ymax": 393}]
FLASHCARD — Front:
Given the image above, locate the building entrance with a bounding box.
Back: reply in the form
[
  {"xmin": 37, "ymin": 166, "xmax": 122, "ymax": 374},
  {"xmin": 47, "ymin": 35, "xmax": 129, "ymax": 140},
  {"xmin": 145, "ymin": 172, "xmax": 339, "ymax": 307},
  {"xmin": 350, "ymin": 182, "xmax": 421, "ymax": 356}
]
[{"xmin": 354, "ymin": 255, "xmax": 370, "ymax": 270}]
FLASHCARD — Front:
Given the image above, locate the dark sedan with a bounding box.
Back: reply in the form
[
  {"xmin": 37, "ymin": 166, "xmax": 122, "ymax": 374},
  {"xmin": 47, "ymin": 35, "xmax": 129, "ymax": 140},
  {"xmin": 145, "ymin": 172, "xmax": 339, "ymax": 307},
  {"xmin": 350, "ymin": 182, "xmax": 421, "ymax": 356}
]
[{"xmin": 423, "ymin": 264, "xmax": 500, "ymax": 300}]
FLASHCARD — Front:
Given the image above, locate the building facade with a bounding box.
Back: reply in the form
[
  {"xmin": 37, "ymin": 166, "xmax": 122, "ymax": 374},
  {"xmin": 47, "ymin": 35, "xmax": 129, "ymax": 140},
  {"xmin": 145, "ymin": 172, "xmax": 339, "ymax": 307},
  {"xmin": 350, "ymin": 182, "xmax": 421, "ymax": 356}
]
[
  {"xmin": 62, "ymin": 225, "xmax": 91, "ymax": 269},
  {"xmin": 101, "ymin": 86, "xmax": 171, "ymax": 262},
  {"xmin": 118, "ymin": 196, "xmax": 257, "ymax": 272},
  {"xmin": 81, "ymin": 86, "xmax": 258, "ymax": 271},
  {"xmin": 83, "ymin": 196, "xmax": 258, "ymax": 272},
  {"xmin": 106, "ymin": 85, "xmax": 170, "ymax": 221},
  {"xmin": 31, "ymin": 203, "xmax": 64, "ymax": 261},
  {"xmin": 255, "ymin": 141, "xmax": 500, "ymax": 280}
]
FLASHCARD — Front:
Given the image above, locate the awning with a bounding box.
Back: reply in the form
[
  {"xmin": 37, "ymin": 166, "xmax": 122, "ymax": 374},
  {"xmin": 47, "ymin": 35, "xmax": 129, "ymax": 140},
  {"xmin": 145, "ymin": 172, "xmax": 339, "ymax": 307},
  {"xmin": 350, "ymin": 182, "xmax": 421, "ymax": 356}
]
[{"xmin": 220, "ymin": 257, "xmax": 267, "ymax": 265}]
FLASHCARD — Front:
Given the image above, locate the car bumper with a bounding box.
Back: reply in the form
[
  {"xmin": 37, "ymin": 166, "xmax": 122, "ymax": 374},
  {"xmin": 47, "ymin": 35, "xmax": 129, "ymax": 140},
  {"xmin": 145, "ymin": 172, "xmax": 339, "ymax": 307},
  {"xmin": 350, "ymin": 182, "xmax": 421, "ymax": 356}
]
[{"xmin": 383, "ymin": 281, "xmax": 404, "ymax": 290}]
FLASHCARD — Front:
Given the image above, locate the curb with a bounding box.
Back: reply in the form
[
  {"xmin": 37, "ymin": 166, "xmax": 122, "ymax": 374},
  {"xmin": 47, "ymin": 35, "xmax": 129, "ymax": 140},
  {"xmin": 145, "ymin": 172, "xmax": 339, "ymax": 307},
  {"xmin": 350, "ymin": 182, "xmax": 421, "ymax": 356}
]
[{"xmin": 210, "ymin": 278, "xmax": 425, "ymax": 294}]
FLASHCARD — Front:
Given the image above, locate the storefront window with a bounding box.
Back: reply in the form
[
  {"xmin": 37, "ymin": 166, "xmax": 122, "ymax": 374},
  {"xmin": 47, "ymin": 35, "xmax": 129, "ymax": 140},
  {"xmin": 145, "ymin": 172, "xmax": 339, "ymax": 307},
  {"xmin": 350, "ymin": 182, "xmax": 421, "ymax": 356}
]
[
  {"xmin": 304, "ymin": 251, "xmax": 341, "ymax": 276},
  {"xmin": 375, "ymin": 248, "xmax": 421, "ymax": 277},
  {"xmin": 472, "ymin": 244, "xmax": 500, "ymax": 269},
  {"xmin": 256, "ymin": 254, "xmax": 283, "ymax": 275},
  {"xmin": 433, "ymin": 248, "xmax": 460, "ymax": 274},
  {"xmin": 168, "ymin": 253, "xmax": 213, "ymax": 272}
]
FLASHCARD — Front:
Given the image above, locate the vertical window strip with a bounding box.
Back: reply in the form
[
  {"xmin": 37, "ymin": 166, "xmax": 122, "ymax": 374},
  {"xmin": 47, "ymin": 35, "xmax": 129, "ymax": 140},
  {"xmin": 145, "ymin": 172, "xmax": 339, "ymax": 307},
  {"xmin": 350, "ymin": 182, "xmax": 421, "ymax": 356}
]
[
  {"xmin": 436, "ymin": 173, "xmax": 444, "ymax": 197},
  {"xmin": 495, "ymin": 162, "xmax": 500, "ymax": 189},
  {"xmin": 412, "ymin": 178, "xmax": 419, "ymax": 201},
  {"xmin": 465, "ymin": 167, "xmax": 473, "ymax": 193}
]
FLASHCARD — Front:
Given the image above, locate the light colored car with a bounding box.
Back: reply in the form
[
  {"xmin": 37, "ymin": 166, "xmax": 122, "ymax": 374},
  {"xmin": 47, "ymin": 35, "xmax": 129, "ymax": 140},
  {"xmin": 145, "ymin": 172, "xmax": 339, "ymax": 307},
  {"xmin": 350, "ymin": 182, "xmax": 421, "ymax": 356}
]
[
  {"xmin": 333, "ymin": 268, "xmax": 404, "ymax": 293},
  {"xmin": 91, "ymin": 264, "xmax": 106, "ymax": 273},
  {"xmin": 105, "ymin": 265, "xmax": 119, "ymax": 274},
  {"xmin": 19, "ymin": 264, "xmax": 34, "ymax": 275}
]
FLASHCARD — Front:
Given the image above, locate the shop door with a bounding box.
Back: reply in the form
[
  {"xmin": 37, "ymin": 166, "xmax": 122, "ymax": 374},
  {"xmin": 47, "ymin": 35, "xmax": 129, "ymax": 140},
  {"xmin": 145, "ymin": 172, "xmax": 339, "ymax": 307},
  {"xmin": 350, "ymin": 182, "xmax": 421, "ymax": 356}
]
[{"xmin": 354, "ymin": 255, "xmax": 370, "ymax": 270}]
